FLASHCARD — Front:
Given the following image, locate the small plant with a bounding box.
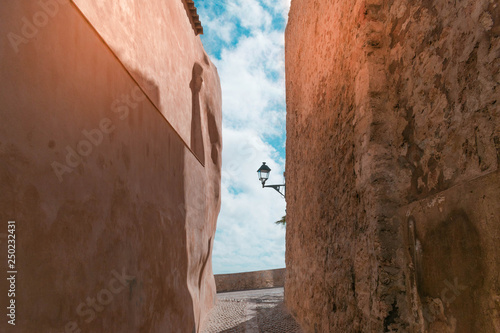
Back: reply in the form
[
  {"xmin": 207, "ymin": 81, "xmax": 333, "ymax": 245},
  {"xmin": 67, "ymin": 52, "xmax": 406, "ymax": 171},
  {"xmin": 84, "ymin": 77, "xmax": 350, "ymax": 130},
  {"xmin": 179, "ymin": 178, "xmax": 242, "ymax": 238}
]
[{"xmin": 275, "ymin": 215, "xmax": 286, "ymax": 225}]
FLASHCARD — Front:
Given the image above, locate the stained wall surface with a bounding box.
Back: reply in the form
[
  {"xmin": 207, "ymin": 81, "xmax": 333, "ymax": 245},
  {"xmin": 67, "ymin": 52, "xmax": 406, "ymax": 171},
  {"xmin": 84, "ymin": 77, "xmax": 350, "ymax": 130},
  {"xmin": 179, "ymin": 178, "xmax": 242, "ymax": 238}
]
[
  {"xmin": 0, "ymin": 0, "xmax": 221, "ymax": 332},
  {"xmin": 285, "ymin": 0, "xmax": 499, "ymax": 332}
]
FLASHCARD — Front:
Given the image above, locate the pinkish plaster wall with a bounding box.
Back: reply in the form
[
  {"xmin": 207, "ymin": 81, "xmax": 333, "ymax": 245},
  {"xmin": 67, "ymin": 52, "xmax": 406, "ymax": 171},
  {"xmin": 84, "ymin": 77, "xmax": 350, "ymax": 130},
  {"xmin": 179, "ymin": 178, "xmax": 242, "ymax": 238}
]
[
  {"xmin": 0, "ymin": 0, "xmax": 221, "ymax": 332},
  {"xmin": 73, "ymin": 0, "xmax": 217, "ymax": 147}
]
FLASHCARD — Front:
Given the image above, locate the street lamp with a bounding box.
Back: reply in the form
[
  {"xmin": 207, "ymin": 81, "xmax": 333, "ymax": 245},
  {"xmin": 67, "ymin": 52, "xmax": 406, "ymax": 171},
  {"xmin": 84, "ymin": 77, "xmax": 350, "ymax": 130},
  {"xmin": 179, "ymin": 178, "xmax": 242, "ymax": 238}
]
[
  {"xmin": 257, "ymin": 162, "xmax": 285, "ymax": 198},
  {"xmin": 257, "ymin": 162, "xmax": 271, "ymax": 185}
]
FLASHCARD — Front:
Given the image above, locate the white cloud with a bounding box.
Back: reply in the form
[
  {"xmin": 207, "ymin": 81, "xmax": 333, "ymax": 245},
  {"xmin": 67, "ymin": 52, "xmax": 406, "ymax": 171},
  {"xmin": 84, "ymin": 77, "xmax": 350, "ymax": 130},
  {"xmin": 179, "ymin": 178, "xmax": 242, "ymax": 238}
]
[
  {"xmin": 215, "ymin": 32, "xmax": 285, "ymax": 134},
  {"xmin": 203, "ymin": 17, "xmax": 236, "ymax": 43},
  {"xmin": 212, "ymin": 127, "xmax": 286, "ymax": 273},
  {"xmin": 226, "ymin": 0, "xmax": 273, "ymax": 30},
  {"xmin": 198, "ymin": 0, "xmax": 290, "ymax": 274}
]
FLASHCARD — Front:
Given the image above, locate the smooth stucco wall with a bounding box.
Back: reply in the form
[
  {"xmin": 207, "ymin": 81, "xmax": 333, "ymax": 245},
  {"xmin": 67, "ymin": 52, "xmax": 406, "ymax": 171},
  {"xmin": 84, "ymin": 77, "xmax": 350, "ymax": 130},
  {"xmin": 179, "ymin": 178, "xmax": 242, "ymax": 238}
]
[{"xmin": 0, "ymin": 0, "xmax": 221, "ymax": 332}]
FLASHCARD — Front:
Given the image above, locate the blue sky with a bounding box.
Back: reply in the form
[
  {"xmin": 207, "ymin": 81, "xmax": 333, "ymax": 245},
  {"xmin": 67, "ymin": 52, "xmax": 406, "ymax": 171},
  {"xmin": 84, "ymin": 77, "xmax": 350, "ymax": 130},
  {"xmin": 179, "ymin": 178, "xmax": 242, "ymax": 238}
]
[{"xmin": 196, "ymin": 0, "xmax": 290, "ymax": 274}]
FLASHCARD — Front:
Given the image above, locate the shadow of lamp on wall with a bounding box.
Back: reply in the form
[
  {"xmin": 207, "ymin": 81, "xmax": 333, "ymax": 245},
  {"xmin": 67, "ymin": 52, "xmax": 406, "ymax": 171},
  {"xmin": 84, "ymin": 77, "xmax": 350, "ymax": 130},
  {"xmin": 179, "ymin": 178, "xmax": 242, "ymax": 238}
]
[{"xmin": 257, "ymin": 162, "xmax": 286, "ymax": 198}]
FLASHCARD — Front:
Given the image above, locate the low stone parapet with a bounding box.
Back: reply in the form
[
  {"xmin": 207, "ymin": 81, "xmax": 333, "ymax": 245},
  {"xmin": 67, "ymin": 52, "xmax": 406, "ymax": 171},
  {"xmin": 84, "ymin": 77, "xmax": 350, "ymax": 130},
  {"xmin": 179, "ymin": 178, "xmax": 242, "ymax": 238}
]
[{"xmin": 215, "ymin": 268, "xmax": 286, "ymax": 293}]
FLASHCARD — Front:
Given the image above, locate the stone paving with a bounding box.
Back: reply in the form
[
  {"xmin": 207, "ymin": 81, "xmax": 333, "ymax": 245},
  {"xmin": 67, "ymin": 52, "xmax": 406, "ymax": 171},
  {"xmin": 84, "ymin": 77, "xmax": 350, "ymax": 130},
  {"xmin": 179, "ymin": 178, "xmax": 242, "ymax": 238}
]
[{"xmin": 201, "ymin": 288, "xmax": 304, "ymax": 333}]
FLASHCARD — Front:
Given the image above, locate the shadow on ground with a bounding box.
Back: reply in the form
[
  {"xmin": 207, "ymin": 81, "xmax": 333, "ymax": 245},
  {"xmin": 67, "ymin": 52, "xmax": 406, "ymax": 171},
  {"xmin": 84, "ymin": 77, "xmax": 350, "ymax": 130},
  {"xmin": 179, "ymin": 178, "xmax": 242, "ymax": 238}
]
[{"xmin": 202, "ymin": 289, "xmax": 303, "ymax": 333}]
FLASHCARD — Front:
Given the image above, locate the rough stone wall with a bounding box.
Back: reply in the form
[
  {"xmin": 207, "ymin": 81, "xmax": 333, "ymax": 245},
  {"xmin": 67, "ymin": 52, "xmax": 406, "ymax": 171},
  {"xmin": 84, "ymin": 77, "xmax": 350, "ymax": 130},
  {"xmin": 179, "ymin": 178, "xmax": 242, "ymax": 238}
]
[
  {"xmin": 215, "ymin": 269, "xmax": 286, "ymax": 293},
  {"xmin": 388, "ymin": 1, "xmax": 500, "ymax": 331},
  {"xmin": 0, "ymin": 0, "xmax": 221, "ymax": 332},
  {"xmin": 286, "ymin": 1, "xmax": 374, "ymax": 331},
  {"xmin": 285, "ymin": 0, "xmax": 499, "ymax": 332},
  {"xmin": 397, "ymin": 170, "xmax": 499, "ymax": 332}
]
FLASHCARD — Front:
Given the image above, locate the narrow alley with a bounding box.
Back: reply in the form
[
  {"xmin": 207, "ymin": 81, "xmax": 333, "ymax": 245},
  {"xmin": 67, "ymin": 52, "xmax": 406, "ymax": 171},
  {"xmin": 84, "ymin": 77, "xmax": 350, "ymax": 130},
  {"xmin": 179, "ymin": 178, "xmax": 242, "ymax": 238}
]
[{"xmin": 202, "ymin": 288, "xmax": 303, "ymax": 333}]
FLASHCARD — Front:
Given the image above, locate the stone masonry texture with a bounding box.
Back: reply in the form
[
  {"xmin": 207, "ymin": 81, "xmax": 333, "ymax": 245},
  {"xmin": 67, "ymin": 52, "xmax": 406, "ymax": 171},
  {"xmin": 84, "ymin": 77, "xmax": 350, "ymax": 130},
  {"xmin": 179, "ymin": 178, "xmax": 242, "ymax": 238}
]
[
  {"xmin": 285, "ymin": 0, "xmax": 499, "ymax": 332},
  {"xmin": 215, "ymin": 269, "xmax": 286, "ymax": 293},
  {"xmin": 0, "ymin": 0, "xmax": 221, "ymax": 332}
]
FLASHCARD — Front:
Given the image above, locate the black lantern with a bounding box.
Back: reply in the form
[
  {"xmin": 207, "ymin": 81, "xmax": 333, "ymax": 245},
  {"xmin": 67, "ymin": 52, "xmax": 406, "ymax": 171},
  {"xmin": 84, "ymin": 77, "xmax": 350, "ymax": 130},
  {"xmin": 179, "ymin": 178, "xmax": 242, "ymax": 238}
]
[
  {"xmin": 257, "ymin": 162, "xmax": 271, "ymax": 185},
  {"xmin": 257, "ymin": 162, "xmax": 285, "ymax": 197}
]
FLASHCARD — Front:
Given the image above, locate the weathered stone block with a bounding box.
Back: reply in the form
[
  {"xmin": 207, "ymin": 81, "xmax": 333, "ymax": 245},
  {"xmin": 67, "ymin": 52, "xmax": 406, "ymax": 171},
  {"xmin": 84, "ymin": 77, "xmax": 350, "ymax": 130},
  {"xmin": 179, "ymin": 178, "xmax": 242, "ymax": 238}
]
[{"xmin": 285, "ymin": 0, "xmax": 499, "ymax": 331}]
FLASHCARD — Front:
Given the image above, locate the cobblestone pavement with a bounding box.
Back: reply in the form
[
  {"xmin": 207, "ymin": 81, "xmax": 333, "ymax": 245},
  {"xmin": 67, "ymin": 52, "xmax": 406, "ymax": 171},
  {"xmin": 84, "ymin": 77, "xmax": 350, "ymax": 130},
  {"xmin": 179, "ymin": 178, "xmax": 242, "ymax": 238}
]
[{"xmin": 201, "ymin": 288, "xmax": 303, "ymax": 333}]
